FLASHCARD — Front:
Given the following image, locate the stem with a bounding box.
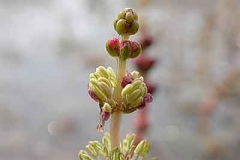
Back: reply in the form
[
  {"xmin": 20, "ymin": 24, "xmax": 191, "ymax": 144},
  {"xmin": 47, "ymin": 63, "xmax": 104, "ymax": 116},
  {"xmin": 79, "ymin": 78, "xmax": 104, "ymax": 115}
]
[
  {"xmin": 110, "ymin": 110, "xmax": 122, "ymax": 149},
  {"xmin": 110, "ymin": 58, "xmax": 127, "ymax": 149},
  {"xmin": 110, "ymin": 35, "xmax": 128, "ymax": 149},
  {"xmin": 114, "ymin": 58, "xmax": 127, "ymax": 105}
]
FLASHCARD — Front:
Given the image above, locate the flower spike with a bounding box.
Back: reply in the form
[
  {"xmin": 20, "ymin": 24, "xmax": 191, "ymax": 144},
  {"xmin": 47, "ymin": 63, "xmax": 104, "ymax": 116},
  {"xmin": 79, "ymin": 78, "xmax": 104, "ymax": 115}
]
[{"xmin": 84, "ymin": 8, "xmax": 155, "ymax": 160}]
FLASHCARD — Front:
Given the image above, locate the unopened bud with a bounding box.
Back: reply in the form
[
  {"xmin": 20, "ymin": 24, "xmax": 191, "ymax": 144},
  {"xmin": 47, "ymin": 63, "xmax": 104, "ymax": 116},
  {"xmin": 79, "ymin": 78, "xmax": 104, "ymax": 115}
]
[
  {"xmin": 131, "ymin": 71, "xmax": 140, "ymax": 79},
  {"xmin": 123, "ymin": 134, "xmax": 136, "ymax": 153},
  {"xmin": 113, "ymin": 18, "xmax": 118, "ymax": 30},
  {"xmin": 120, "ymin": 40, "xmax": 131, "ymax": 60},
  {"xmin": 106, "ymin": 38, "xmax": 120, "ymax": 57},
  {"xmin": 86, "ymin": 141, "xmax": 98, "ymax": 157},
  {"xmin": 130, "ymin": 21, "xmax": 139, "ymax": 35},
  {"xmin": 116, "ymin": 19, "xmax": 127, "ymax": 35},
  {"xmin": 134, "ymin": 140, "xmax": 151, "ymax": 157},
  {"xmin": 138, "ymin": 93, "xmax": 153, "ymax": 109},
  {"xmin": 93, "ymin": 141, "xmax": 108, "ymax": 157},
  {"xmin": 144, "ymin": 93, "xmax": 153, "ymax": 103},
  {"xmin": 121, "ymin": 77, "xmax": 149, "ymax": 113},
  {"xmin": 125, "ymin": 12, "xmax": 134, "ymax": 23},
  {"xmin": 118, "ymin": 10, "xmax": 125, "ymax": 19},
  {"xmin": 114, "ymin": 8, "xmax": 139, "ymax": 36},
  {"xmin": 96, "ymin": 66, "xmax": 109, "ymax": 79},
  {"xmin": 96, "ymin": 107, "xmax": 111, "ymax": 132},
  {"xmin": 121, "ymin": 72, "xmax": 134, "ymax": 88},
  {"xmin": 88, "ymin": 88, "xmax": 99, "ymax": 102},
  {"xmin": 130, "ymin": 41, "xmax": 142, "ymax": 58},
  {"xmin": 78, "ymin": 150, "xmax": 94, "ymax": 160},
  {"xmin": 133, "ymin": 11, "xmax": 138, "ymax": 20},
  {"xmin": 110, "ymin": 148, "xmax": 121, "ymax": 160},
  {"xmin": 102, "ymin": 103, "xmax": 112, "ymax": 113},
  {"xmin": 102, "ymin": 133, "xmax": 111, "ymax": 152}
]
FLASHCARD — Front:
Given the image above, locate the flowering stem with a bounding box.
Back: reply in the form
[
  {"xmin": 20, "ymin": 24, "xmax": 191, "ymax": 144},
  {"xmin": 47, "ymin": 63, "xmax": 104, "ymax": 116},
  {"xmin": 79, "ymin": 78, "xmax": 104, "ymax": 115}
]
[
  {"xmin": 110, "ymin": 36, "xmax": 128, "ymax": 149},
  {"xmin": 110, "ymin": 110, "xmax": 122, "ymax": 149}
]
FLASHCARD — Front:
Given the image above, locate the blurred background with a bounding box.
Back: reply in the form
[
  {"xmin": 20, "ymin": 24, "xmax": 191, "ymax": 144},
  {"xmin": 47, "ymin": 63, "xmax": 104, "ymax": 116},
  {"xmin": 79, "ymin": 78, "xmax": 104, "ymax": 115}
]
[{"xmin": 0, "ymin": 0, "xmax": 240, "ymax": 160}]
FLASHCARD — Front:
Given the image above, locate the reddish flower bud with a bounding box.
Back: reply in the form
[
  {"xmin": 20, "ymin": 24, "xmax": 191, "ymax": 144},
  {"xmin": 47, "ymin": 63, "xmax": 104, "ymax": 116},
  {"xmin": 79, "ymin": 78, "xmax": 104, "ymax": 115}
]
[
  {"xmin": 138, "ymin": 93, "xmax": 153, "ymax": 109},
  {"xmin": 121, "ymin": 73, "xmax": 134, "ymax": 88},
  {"xmin": 96, "ymin": 109, "xmax": 111, "ymax": 132},
  {"xmin": 144, "ymin": 93, "xmax": 153, "ymax": 103},
  {"xmin": 88, "ymin": 87, "xmax": 100, "ymax": 102},
  {"xmin": 106, "ymin": 38, "xmax": 120, "ymax": 57},
  {"xmin": 101, "ymin": 111, "xmax": 110, "ymax": 121},
  {"xmin": 130, "ymin": 41, "xmax": 142, "ymax": 58}
]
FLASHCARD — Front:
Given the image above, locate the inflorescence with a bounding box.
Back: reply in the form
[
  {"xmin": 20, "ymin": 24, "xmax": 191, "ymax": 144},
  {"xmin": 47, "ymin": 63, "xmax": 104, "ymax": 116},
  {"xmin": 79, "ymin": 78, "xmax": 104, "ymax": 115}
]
[{"xmin": 80, "ymin": 8, "xmax": 155, "ymax": 160}]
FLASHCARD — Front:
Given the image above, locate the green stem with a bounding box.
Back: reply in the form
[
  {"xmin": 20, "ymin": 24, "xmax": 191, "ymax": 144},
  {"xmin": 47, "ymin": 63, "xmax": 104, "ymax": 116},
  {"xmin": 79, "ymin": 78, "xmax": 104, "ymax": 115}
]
[
  {"xmin": 110, "ymin": 58, "xmax": 127, "ymax": 149},
  {"xmin": 114, "ymin": 58, "xmax": 127, "ymax": 105},
  {"xmin": 110, "ymin": 35, "xmax": 128, "ymax": 149},
  {"xmin": 110, "ymin": 110, "xmax": 122, "ymax": 149}
]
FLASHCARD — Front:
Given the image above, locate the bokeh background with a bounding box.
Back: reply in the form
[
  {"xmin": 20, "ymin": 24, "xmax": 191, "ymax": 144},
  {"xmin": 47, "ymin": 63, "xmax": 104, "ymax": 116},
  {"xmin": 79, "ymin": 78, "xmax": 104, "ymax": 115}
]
[{"xmin": 0, "ymin": 0, "xmax": 240, "ymax": 160}]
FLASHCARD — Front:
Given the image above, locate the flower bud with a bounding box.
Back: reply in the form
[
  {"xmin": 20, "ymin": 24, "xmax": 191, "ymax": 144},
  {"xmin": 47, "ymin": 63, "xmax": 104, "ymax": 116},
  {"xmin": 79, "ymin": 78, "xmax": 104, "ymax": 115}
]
[
  {"xmin": 120, "ymin": 40, "xmax": 131, "ymax": 60},
  {"xmin": 130, "ymin": 41, "xmax": 142, "ymax": 58},
  {"xmin": 144, "ymin": 93, "xmax": 153, "ymax": 103},
  {"xmin": 96, "ymin": 66, "xmax": 109, "ymax": 79},
  {"xmin": 131, "ymin": 71, "xmax": 140, "ymax": 79},
  {"xmin": 101, "ymin": 111, "xmax": 110, "ymax": 122},
  {"xmin": 121, "ymin": 72, "xmax": 134, "ymax": 88},
  {"xmin": 122, "ymin": 76, "xmax": 133, "ymax": 88},
  {"xmin": 123, "ymin": 134, "xmax": 136, "ymax": 153},
  {"xmin": 125, "ymin": 12, "xmax": 134, "ymax": 23},
  {"xmin": 102, "ymin": 103, "xmax": 112, "ymax": 113},
  {"xmin": 88, "ymin": 66, "xmax": 116, "ymax": 104},
  {"xmin": 93, "ymin": 141, "xmax": 108, "ymax": 157},
  {"xmin": 113, "ymin": 18, "xmax": 118, "ymax": 30},
  {"xmin": 102, "ymin": 133, "xmax": 111, "ymax": 152},
  {"xmin": 133, "ymin": 11, "xmax": 138, "ymax": 21},
  {"xmin": 130, "ymin": 97, "xmax": 143, "ymax": 109},
  {"xmin": 110, "ymin": 148, "xmax": 121, "ymax": 160},
  {"xmin": 138, "ymin": 93, "xmax": 153, "ymax": 109},
  {"xmin": 116, "ymin": 19, "xmax": 127, "ymax": 35},
  {"xmin": 129, "ymin": 20, "xmax": 139, "ymax": 35},
  {"xmin": 117, "ymin": 10, "xmax": 125, "ymax": 19},
  {"xmin": 78, "ymin": 150, "xmax": 94, "ymax": 160},
  {"xmin": 134, "ymin": 140, "xmax": 151, "ymax": 157},
  {"xmin": 121, "ymin": 77, "xmax": 148, "ymax": 113},
  {"xmin": 127, "ymin": 89, "xmax": 142, "ymax": 102},
  {"xmin": 96, "ymin": 106, "xmax": 111, "ymax": 132},
  {"xmin": 90, "ymin": 82, "xmax": 108, "ymax": 102},
  {"xmin": 114, "ymin": 8, "xmax": 140, "ymax": 36},
  {"xmin": 86, "ymin": 141, "xmax": 98, "ymax": 157},
  {"xmin": 88, "ymin": 88, "xmax": 99, "ymax": 102},
  {"xmin": 106, "ymin": 38, "xmax": 120, "ymax": 57}
]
